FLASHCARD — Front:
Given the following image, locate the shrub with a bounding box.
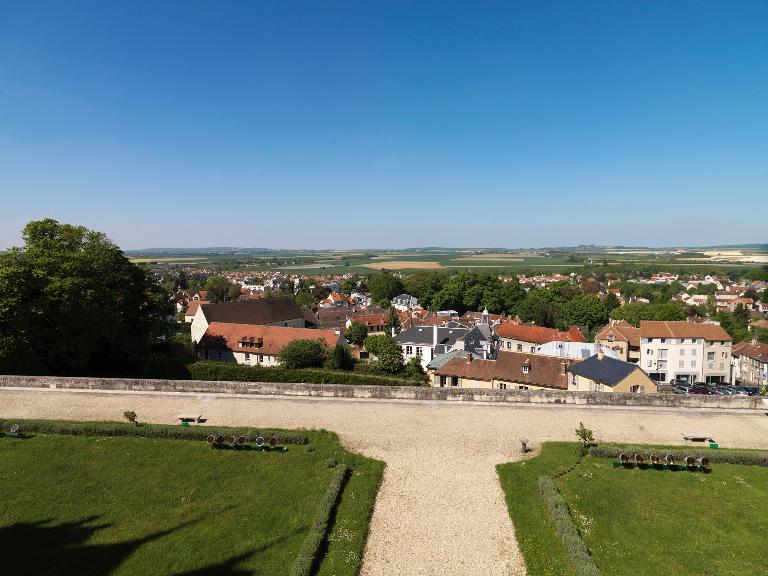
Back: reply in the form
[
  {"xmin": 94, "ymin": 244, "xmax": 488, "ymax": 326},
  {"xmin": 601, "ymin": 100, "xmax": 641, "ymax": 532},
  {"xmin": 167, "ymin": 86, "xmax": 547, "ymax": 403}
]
[
  {"xmin": 575, "ymin": 422, "xmax": 595, "ymax": 456},
  {"xmin": 403, "ymin": 356, "xmax": 426, "ymax": 380},
  {"xmin": 278, "ymin": 339, "xmax": 330, "ymax": 369},
  {"xmin": 328, "ymin": 344, "xmax": 354, "ymax": 371},
  {"xmin": 123, "ymin": 410, "xmax": 138, "ymax": 426},
  {"xmin": 0, "ymin": 419, "xmax": 308, "ymax": 445},
  {"xmin": 376, "ymin": 346, "xmax": 405, "ymax": 375},
  {"xmin": 538, "ymin": 475, "xmax": 602, "ymax": 576},
  {"xmin": 291, "ymin": 464, "xmax": 349, "ymax": 576},
  {"xmin": 325, "ymin": 458, "xmax": 338, "ymax": 468},
  {"xmin": 588, "ymin": 444, "xmax": 768, "ymax": 467},
  {"xmin": 188, "ymin": 361, "xmax": 418, "ymax": 386}
]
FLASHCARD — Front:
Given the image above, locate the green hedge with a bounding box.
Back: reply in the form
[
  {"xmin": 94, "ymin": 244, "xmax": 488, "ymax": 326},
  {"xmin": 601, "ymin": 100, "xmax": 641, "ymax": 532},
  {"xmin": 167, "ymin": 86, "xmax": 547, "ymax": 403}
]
[
  {"xmin": 0, "ymin": 419, "xmax": 308, "ymax": 445},
  {"xmin": 588, "ymin": 444, "xmax": 768, "ymax": 467},
  {"xmin": 538, "ymin": 475, "xmax": 602, "ymax": 576},
  {"xmin": 189, "ymin": 361, "xmax": 421, "ymax": 387},
  {"xmin": 292, "ymin": 464, "xmax": 350, "ymax": 576}
]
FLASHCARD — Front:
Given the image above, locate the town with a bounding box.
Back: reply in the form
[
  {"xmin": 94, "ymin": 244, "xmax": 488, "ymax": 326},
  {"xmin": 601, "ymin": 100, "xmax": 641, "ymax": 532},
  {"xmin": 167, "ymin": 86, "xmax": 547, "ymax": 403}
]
[{"xmin": 173, "ymin": 266, "xmax": 768, "ymax": 394}]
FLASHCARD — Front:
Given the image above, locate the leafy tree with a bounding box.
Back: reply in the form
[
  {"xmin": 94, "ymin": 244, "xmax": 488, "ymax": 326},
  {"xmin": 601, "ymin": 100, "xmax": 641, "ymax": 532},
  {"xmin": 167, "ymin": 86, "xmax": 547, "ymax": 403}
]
[
  {"xmin": 385, "ymin": 307, "xmax": 402, "ymax": 335},
  {"xmin": 328, "ymin": 343, "xmax": 354, "ymax": 371},
  {"xmin": 368, "ymin": 272, "xmax": 404, "ymax": 303},
  {"xmin": 346, "ymin": 321, "xmax": 369, "ymax": 345},
  {"xmin": 123, "ymin": 410, "xmax": 138, "ymax": 426},
  {"xmin": 340, "ymin": 278, "xmax": 358, "ymax": 294},
  {"xmin": 176, "ymin": 270, "xmax": 188, "ymax": 290},
  {"xmin": 732, "ymin": 303, "xmax": 751, "ymax": 330},
  {"xmin": 0, "ymin": 219, "xmax": 173, "ymax": 375},
  {"xmin": 204, "ymin": 276, "xmax": 241, "ymax": 303},
  {"xmin": 517, "ymin": 289, "xmax": 562, "ymax": 328},
  {"xmin": 609, "ymin": 302, "xmax": 686, "ymax": 326},
  {"xmin": 377, "ymin": 345, "xmax": 405, "ymax": 374},
  {"xmin": 363, "ymin": 333, "xmax": 400, "ymax": 356},
  {"xmin": 277, "ymin": 339, "xmax": 329, "ymax": 369},
  {"xmin": 760, "ymin": 288, "xmax": 768, "ymax": 305},
  {"xmin": 575, "ymin": 422, "xmax": 594, "ymax": 454},
  {"xmin": 562, "ymin": 294, "xmax": 608, "ymax": 331},
  {"xmin": 742, "ymin": 288, "xmax": 758, "ymax": 301},
  {"xmin": 403, "ymin": 356, "xmax": 426, "ymax": 381},
  {"xmin": 603, "ymin": 292, "xmax": 620, "ymax": 312}
]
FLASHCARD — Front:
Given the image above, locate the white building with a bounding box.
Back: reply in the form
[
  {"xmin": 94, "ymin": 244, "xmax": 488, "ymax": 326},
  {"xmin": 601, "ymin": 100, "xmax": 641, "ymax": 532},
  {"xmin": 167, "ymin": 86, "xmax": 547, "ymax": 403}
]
[{"xmin": 639, "ymin": 321, "xmax": 732, "ymax": 384}]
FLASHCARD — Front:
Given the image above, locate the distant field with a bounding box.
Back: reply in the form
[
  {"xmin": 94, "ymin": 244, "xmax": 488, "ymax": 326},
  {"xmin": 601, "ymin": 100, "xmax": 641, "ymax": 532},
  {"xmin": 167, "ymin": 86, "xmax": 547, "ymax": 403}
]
[
  {"xmin": 124, "ymin": 247, "xmax": 768, "ymax": 275},
  {"xmin": 130, "ymin": 257, "xmax": 208, "ymax": 263}
]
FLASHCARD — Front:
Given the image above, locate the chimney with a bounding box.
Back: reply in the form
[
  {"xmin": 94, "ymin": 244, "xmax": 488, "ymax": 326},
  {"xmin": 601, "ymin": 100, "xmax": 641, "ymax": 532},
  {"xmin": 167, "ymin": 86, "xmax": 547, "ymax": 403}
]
[
  {"xmin": 467, "ymin": 353, "xmax": 473, "ymax": 364},
  {"xmin": 560, "ymin": 360, "xmax": 567, "ymax": 375},
  {"xmin": 597, "ymin": 346, "xmax": 605, "ymax": 361},
  {"xmin": 433, "ymin": 324, "xmax": 438, "ymax": 349}
]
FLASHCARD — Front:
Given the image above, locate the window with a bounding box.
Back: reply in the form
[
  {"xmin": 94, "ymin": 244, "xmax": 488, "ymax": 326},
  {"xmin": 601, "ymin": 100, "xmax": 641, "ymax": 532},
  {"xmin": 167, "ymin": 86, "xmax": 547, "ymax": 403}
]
[
  {"xmin": 498, "ymin": 382, "xmax": 507, "ymax": 390},
  {"xmin": 406, "ymin": 346, "xmax": 413, "ymax": 355},
  {"xmin": 707, "ymin": 352, "xmax": 715, "ymax": 361},
  {"xmin": 506, "ymin": 342, "xmax": 511, "ymax": 349},
  {"xmin": 245, "ymin": 353, "xmax": 250, "ymax": 362},
  {"xmin": 659, "ymin": 349, "xmax": 668, "ymax": 359},
  {"xmin": 217, "ymin": 350, "xmax": 222, "ymax": 359},
  {"xmin": 719, "ymin": 363, "xmax": 724, "ymax": 370},
  {"xmin": 518, "ymin": 386, "xmax": 529, "ymax": 390},
  {"xmin": 415, "ymin": 347, "xmax": 422, "ymax": 357},
  {"xmin": 517, "ymin": 344, "xmax": 523, "ymax": 352},
  {"xmin": 523, "ymin": 366, "xmax": 530, "ymax": 374},
  {"xmin": 721, "ymin": 351, "xmax": 726, "ymax": 358},
  {"xmin": 646, "ymin": 349, "xmax": 653, "ymax": 355},
  {"xmin": 439, "ymin": 376, "xmax": 447, "ymax": 387},
  {"xmin": 530, "ymin": 346, "xmax": 535, "ymax": 353},
  {"xmin": 259, "ymin": 354, "xmax": 264, "ymax": 363},
  {"xmin": 607, "ymin": 335, "xmax": 614, "ymax": 342},
  {"xmin": 594, "ymin": 382, "xmax": 603, "ymax": 392},
  {"xmin": 690, "ymin": 361, "xmax": 696, "ymax": 368},
  {"xmin": 679, "ymin": 360, "xmax": 684, "ymax": 368},
  {"xmin": 647, "ymin": 360, "xmax": 653, "ymax": 367},
  {"xmin": 660, "ymin": 338, "xmax": 666, "ymax": 343},
  {"xmin": 451, "ymin": 376, "xmax": 459, "ymax": 388}
]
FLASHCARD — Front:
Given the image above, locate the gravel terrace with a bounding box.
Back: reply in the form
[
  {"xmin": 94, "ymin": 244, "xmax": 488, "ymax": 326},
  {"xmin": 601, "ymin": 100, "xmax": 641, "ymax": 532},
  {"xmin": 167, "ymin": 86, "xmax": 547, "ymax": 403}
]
[{"xmin": 2, "ymin": 388, "xmax": 768, "ymax": 576}]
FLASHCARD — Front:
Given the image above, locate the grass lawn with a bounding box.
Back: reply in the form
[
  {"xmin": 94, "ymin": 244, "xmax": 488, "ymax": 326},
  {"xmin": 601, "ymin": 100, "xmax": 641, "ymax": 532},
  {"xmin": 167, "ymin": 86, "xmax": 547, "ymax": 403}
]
[
  {"xmin": 498, "ymin": 443, "xmax": 768, "ymax": 576},
  {"xmin": 0, "ymin": 425, "xmax": 383, "ymax": 576}
]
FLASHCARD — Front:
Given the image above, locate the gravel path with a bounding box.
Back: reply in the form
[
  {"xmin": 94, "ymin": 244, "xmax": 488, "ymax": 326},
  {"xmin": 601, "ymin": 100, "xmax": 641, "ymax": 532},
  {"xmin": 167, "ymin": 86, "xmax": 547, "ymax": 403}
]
[{"xmin": 2, "ymin": 388, "xmax": 768, "ymax": 576}]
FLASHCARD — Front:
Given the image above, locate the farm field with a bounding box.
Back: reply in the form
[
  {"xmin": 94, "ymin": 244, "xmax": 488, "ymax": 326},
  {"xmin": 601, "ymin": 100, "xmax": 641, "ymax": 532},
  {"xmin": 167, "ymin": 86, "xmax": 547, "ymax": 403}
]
[
  {"xmin": 124, "ymin": 246, "xmax": 768, "ymax": 275},
  {"xmin": 497, "ymin": 443, "xmax": 768, "ymax": 576},
  {"xmin": 0, "ymin": 423, "xmax": 383, "ymax": 576}
]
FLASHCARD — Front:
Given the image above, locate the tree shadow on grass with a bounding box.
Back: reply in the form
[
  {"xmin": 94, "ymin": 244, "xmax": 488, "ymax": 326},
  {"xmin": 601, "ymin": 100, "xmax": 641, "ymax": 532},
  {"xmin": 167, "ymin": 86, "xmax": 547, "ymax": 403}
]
[
  {"xmin": 1, "ymin": 515, "xmax": 198, "ymax": 576},
  {"xmin": 172, "ymin": 527, "xmax": 310, "ymax": 576}
]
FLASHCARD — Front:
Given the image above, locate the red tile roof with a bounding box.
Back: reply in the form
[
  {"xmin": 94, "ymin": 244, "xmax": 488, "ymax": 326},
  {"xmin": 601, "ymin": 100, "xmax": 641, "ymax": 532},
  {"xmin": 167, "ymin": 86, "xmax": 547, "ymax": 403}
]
[
  {"xmin": 639, "ymin": 321, "xmax": 732, "ymax": 341},
  {"xmin": 199, "ymin": 323, "xmax": 343, "ymax": 356},
  {"xmin": 185, "ymin": 300, "xmax": 209, "ymax": 317},
  {"xmin": 596, "ymin": 320, "xmax": 640, "ymax": 346},
  {"xmin": 434, "ymin": 351, "xmax": 571, "ymax": 390},
  {"xmin": 495, "ymin": 322, "xmax": 585, "ymax": 344}
]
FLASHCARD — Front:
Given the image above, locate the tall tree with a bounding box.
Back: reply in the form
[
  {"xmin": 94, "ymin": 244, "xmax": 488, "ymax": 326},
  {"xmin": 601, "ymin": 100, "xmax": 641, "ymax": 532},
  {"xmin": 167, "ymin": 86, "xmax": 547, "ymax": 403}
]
[
  {"xmin": 368, "ymin": 272, "xmax": 404, "ymax": 305},
  {"xmin": 0, "ymin": 219, "xmax": 173, "ymax": 375}
]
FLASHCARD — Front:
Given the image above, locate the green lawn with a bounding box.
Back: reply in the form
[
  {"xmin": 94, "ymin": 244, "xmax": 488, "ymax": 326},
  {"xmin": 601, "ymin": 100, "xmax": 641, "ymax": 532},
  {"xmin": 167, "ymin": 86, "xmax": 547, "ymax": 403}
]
[
  {"xmin": 498, "ymin": 443, "xmax": 768, "ymax": 576},
  {"xmin": 0, "ymin": 426, "xmax": 383, "ymax": 576}
]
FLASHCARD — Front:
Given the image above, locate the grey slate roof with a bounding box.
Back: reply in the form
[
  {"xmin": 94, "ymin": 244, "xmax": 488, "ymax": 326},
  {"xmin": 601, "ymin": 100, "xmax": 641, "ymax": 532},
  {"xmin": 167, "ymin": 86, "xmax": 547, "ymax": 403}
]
[
  {"xmin": 395, "ymin": 326, "xmax": 469, "ymax": 347},
  {"xmin": 566, "ymin": 354, "xmax": 641, "ymax": 387},
  {"xmin": 201, "ymin": 297, "xmax": 305, "ymax": 326}
]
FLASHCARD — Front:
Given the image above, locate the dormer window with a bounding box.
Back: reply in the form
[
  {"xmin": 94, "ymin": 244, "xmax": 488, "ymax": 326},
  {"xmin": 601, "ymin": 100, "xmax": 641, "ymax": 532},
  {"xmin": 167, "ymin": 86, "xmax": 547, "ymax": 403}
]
[
  {"xmin": 607, "ymin": 335, "xmax": 614, "ymax": 343},
  {"xmin": 523, "ymin": 366, "xmax": 530, "ymax": 374}
]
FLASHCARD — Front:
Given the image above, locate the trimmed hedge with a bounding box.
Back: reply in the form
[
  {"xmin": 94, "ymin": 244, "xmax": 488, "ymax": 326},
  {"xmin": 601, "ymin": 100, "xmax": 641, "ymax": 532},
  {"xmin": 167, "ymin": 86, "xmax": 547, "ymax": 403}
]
[
  {"xmin": 0, "ymin": 419, "xmax": 308, "ymax": 445},
  {"xmin": 538, "ymin": 475, "xmax": 602, "ymax": 576},
  {"xmin": 292, "ymin": 463, "xmax": 350, "ymax": 576},
  {"xmin": 588, "ymin": 444, "xmax": 768, "ymax": 467},
  {"xmin": 189, "ymin": 361, "xmax": 421, "ymax": 387}
]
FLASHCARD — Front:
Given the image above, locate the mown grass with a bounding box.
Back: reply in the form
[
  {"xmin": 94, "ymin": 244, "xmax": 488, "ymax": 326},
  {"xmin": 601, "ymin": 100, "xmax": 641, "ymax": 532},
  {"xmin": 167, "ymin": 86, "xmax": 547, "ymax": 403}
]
[
  {"xmin": 0, "ymin": 424, "xmax": 383, "ymax": 576},
  {"xmin": 498, "ymin": 442, "xmax": 768, "ymax": 576},
  {"xmin": 496, "ymin": 443, "xmax": 581, "ymax": 576}
]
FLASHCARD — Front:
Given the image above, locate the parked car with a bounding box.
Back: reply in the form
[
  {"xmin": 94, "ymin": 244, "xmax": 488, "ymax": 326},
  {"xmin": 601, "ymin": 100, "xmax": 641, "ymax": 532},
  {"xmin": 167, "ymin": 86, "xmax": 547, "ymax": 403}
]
[
  {"xmin": 672, "ymin": 385, "xmax": 691, "ymax": 394},
  {"xmin": 670, "ymin": 377, "xmax": 690, "ymax": 386},
  {"xmin": 689, "ymin": 385, "xmax": 715, "ymax": 395}
]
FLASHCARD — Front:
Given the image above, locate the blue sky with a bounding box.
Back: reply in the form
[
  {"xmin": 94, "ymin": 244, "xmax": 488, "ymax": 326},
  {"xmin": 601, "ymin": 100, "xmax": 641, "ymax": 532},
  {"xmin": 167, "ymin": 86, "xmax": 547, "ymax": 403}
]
[{"xmin": 1, "ymin": 1, "xmax": 766, "ymax": 250}]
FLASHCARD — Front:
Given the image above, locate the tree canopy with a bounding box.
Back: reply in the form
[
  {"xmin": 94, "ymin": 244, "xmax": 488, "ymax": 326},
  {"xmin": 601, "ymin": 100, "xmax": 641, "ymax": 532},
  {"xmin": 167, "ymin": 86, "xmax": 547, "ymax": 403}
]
[
  {"xmin": 0, "ymin": 219, "xmax": 173, "ymax": 375},
  {"xmin": 368, "ymin": 272, "xmax": 404, "ymax": 304}
]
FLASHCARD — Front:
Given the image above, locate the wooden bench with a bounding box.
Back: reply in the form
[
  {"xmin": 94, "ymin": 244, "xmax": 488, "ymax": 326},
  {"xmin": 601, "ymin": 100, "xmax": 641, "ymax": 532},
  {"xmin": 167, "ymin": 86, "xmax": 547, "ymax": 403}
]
[
  {"xmin": 178, "ymin": 414, "xmax": 204, "ymax": 423},
  {"xmin": 682, "ymin": 433, "xmax": 714, "ymax": 442}
]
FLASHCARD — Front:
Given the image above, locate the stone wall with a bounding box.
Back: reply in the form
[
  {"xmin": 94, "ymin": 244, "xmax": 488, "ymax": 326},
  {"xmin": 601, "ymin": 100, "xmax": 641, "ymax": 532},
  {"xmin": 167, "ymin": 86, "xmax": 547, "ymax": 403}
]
[{"xmin": 1, "ymin": 375, "xmax": 766, "ymax": 410}]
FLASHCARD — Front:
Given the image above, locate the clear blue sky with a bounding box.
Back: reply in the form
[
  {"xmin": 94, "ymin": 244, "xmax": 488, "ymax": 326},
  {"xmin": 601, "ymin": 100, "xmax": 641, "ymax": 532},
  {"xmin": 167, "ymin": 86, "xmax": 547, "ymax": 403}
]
[{"xmin": 1, "ymin": 1, "xmax": 766, "ymax": 250}]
